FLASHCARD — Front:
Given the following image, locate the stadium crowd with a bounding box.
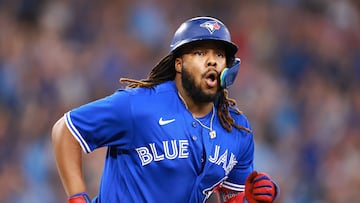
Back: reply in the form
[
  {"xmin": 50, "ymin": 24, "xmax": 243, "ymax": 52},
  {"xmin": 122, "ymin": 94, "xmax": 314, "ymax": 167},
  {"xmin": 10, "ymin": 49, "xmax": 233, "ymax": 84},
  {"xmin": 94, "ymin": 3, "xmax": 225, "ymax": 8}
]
[{"xmin": 0, "ymin": 0, "xmax": 359, "ymax": 202}]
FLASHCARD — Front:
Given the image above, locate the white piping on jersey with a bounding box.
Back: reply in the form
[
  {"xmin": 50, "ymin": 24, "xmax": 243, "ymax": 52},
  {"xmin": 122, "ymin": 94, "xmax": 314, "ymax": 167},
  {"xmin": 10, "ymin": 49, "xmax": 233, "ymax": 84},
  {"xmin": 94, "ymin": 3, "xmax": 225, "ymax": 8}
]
[
  {"xmin": 64, "ymin": 112, "xmax": 92, "ymax": 153},
  {"xmin": 222, "ymin": 181, "xmax": 245, "ymax": 192},
  {"xmin": 202, "ymin": 176, "xmax": 228, "ymax": 203}
]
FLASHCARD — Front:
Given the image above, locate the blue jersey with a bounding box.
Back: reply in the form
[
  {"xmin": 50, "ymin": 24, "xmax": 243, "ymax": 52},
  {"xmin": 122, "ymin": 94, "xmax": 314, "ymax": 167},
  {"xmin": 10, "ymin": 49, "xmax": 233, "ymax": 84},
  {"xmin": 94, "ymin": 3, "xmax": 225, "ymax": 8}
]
[{"xmin": 64, "ymin": 81, "xmax": 254, "ymax": 203}]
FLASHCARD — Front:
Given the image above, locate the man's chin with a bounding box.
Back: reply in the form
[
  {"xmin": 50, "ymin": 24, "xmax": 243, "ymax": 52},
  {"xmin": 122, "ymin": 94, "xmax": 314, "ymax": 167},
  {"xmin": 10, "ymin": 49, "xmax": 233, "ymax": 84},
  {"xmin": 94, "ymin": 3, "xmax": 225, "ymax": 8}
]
[
  {"xmin": 203, "ymin": 86, "xmax": 219, "ymax": 97},
  {"xmin": 192, "ymin": 91, "xmax": 218, "ymax": 103}
]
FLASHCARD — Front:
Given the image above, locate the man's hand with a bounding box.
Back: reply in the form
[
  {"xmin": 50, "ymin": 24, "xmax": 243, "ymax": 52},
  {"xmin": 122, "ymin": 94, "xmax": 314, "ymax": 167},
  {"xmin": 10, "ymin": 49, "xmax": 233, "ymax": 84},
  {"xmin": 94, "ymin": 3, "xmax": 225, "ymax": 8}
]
[
  {"xmin": 68, "ymin": 192, "xmax": 91, "ymax": 203},
  {"xmin": 245, "ymin": 171, "xmax": 279, "ymax": 203}
]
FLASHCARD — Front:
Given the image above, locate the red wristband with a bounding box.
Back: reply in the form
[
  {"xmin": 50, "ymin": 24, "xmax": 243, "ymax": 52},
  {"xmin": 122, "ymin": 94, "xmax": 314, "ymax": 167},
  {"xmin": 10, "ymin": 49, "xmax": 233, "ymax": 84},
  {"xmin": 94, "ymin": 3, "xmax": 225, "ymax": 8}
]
[{"xmin": 68, "ymin": 192, "xmax": 91, "ymax": 203}]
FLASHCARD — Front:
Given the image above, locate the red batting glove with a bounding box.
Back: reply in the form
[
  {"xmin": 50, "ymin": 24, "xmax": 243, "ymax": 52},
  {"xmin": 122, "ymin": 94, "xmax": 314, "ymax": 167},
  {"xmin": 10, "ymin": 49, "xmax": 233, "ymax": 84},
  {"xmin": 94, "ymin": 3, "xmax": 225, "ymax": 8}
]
[
  {"xmin": 68, "ymin": 192, "xmax": 92, "ymax": 203},
  {"xmin": 245, "ymin": 171, "xmax": 279, "ymax": 203}
]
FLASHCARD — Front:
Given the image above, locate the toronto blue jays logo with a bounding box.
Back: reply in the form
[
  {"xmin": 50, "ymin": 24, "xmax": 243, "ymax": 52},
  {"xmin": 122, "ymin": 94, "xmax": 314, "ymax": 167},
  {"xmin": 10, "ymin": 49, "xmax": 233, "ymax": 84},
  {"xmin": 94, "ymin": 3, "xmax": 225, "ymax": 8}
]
[{"xmin": 200, "ymin": 21, "xmax": 221, "ymax": 34}]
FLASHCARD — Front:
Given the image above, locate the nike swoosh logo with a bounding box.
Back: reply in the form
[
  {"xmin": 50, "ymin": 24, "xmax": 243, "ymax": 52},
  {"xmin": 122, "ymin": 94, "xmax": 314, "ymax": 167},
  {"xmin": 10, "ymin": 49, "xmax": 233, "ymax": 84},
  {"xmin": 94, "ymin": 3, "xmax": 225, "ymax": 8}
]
[{"xmin": 159, "ymin": 117, "xmax": 176, "ymax": 125}]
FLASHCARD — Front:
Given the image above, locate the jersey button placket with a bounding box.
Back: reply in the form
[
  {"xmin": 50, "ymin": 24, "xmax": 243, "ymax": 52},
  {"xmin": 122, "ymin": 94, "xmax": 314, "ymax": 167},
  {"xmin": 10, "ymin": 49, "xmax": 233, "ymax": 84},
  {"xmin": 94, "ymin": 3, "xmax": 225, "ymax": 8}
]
[
  {"xmin": 191, "ymin": 122, "xmax": 198, "ymax": 141},
  {"xmin": 190, "ymin": 120, "xmax": 206, "ymax": 170}
]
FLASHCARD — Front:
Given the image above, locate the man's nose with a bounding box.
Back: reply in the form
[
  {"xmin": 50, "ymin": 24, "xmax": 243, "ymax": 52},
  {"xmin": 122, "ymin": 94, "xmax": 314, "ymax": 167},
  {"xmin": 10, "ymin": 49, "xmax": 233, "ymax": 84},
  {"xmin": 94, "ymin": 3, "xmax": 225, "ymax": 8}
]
[{"xmin": 206, "ymin": 53, "xmax": 217, "ymax": 67}]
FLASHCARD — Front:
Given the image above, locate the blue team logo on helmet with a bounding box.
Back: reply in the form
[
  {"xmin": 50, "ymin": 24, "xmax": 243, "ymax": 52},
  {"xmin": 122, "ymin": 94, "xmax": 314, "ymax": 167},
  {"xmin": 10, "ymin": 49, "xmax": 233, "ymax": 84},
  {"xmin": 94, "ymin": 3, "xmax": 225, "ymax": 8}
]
[{"xmin": 200, "ymin": 21, "xmax": 221, "ymax": 34}]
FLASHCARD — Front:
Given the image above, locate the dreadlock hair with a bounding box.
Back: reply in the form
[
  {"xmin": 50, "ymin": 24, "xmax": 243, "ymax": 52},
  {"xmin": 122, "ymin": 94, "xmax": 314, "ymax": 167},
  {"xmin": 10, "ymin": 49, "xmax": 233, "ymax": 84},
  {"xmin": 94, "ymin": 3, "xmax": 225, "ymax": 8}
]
[
  {"xmin": 120, "ymin": 52, "xmax": 251, "ymax": 134},
  {"xmin": 217, "ymin": 89, "xmax": 251, "ymax": 133},
  {"xmin": 120, "ymin": 53, "xmax": 176, "ymax": 88}
]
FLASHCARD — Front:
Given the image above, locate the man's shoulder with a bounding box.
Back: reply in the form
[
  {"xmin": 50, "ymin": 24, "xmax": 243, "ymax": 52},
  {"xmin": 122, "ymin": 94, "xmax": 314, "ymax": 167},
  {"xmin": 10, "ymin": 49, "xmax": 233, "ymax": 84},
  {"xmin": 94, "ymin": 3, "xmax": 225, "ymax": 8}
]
[
  {"xmin": 116, "ymin": 81, "xmax": 176, "ymax": 96},
  {"xmin": 153, "ymin": 81, "xmax": 177, "ymax": 93}
]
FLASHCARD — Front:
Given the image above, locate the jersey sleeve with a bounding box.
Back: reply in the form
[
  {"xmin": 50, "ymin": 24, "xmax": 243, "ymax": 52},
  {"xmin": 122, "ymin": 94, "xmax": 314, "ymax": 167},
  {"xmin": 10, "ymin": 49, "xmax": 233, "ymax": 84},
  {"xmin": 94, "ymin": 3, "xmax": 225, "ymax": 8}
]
[
  {"xmin": 222, "ymin": 114, "xmax": 254, "ymax": 192},
  {"xmin": 64, "ymin": 90, "xmax": 133, "ymax": 153}
]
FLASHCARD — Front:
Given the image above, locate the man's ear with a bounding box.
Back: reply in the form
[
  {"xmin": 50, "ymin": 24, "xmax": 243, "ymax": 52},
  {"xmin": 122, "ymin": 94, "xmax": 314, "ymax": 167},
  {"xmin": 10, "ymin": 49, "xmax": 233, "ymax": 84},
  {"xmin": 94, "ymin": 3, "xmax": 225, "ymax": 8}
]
[{"xmin": 175, "ymin": 58, "xmax": 182, "ymax": 73}]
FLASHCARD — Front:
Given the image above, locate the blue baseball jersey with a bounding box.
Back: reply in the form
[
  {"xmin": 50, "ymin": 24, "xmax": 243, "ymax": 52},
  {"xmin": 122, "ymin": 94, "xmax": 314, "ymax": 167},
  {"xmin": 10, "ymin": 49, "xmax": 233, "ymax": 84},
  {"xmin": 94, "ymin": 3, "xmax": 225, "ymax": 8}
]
[{"xmin": 64, "ymin": 81, "xmax": 254, "ymax": 203}]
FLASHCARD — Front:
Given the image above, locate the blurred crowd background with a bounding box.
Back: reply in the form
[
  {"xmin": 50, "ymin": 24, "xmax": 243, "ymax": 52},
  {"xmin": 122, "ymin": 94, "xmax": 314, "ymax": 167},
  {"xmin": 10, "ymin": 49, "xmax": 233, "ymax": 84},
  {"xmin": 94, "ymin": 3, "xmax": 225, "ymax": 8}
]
[{"xmin": 0, "ymin": 0, "xmax": 359, "ymax": 202}]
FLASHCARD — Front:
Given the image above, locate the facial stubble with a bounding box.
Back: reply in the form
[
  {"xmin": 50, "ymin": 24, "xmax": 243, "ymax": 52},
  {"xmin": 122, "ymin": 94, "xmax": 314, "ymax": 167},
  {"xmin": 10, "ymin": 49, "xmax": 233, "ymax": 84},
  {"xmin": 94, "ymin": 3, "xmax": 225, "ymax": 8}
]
[{"xmin": 181, "ymin": 65, "xmax": 221, "ymax": 104}]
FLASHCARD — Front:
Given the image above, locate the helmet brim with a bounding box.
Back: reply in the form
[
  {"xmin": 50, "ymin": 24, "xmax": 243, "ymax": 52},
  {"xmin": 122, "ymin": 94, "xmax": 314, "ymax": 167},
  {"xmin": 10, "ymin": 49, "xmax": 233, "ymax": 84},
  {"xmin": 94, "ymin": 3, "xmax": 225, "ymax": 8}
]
[{"xmin": 170, "ymin": 38, "xmax": 238, "ymax": 57}]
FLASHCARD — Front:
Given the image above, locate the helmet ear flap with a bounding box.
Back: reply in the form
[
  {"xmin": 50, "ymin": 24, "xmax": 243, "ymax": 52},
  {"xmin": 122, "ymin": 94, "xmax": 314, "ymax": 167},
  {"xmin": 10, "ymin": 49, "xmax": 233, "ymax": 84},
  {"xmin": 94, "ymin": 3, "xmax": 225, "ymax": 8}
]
[{"xmin": 220, "ymin": 58, "xmax": 241, "ymax": 88}]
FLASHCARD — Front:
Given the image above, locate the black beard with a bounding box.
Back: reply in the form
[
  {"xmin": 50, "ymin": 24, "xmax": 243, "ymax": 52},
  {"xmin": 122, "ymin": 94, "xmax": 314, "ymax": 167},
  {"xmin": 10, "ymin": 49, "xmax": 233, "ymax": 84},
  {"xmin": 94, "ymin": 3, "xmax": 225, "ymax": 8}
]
[{"xmin": 181, "ymin": 66, "xmax": 220, "ymax": 103}]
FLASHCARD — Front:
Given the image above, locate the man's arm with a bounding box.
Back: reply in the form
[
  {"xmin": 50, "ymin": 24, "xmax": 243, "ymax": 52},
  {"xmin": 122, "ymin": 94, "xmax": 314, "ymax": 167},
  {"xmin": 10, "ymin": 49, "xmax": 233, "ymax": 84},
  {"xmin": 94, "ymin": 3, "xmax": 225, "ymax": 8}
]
[{"xmin": 52, "ymin": 116, "xmax": 86, "ymax": 196}]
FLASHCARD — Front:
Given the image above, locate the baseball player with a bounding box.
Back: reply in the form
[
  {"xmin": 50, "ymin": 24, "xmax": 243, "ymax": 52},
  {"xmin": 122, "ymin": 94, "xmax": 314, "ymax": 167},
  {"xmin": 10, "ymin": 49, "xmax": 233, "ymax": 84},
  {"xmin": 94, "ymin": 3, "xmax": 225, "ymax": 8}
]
[{"xmin": 52, "ymin": 16, "xmax": 279, "ymax": 203}]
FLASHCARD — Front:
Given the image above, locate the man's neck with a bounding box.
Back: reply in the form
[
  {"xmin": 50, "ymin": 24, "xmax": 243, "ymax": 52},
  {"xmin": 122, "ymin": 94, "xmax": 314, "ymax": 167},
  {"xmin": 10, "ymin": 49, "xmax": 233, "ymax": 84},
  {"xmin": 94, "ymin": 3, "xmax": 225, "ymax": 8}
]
[{"xmin": 177, "ymin": 89, "xmax": 213, "ymax": 118}]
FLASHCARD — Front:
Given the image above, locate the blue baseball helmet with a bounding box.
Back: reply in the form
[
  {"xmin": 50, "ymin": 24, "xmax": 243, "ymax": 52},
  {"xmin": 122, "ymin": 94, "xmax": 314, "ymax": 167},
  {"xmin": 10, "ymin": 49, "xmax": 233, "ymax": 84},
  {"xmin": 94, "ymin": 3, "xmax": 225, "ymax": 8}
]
[{"xmin": 170, "ymin": 16, "xmax": 238, "ymax": 57}]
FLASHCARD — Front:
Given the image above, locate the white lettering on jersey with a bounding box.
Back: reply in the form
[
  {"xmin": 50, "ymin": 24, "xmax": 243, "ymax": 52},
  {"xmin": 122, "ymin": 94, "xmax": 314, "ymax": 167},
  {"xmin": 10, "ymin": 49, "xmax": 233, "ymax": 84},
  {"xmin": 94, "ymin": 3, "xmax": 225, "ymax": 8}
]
[
  {"xmin": 163, "ymin": 140, "xmax": 177, "ymax": 159},
  {"xmin": 136, "ymin": 139, "xmax": 189, "ymax": 166},
  {"xmin": 178, "ymin": 140, "xmax": 189, "ymax": 158},
  {"xmin": 136, "ymin": 147, "xmax": 153, "ymax": 166},
  {"xmin": 209, "ymin": 145, "xmax": 238, "ymax": 175},
  {"xmin": 149, "ymin": 143, "xmax": 165, "ymax": 161}
]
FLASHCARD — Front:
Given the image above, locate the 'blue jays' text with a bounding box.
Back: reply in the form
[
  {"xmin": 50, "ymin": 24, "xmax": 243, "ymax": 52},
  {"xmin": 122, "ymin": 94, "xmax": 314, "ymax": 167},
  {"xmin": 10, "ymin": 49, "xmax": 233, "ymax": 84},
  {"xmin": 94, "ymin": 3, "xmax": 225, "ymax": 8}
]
[{"xmin": 135, "ymin": 139, "xmax": 238, "ymax": 175}]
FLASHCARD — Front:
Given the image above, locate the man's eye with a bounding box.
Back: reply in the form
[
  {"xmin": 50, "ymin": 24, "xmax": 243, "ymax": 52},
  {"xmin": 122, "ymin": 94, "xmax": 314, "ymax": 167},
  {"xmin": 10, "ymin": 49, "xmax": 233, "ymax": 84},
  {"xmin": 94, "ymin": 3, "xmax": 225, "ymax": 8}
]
[
  {"xmin": 217, "ymin": 52, "xmax": 225, "ymax": 57},
  {"xmin": 194, "ymin": 51, "xmax": 204, "ymax": 56}
]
